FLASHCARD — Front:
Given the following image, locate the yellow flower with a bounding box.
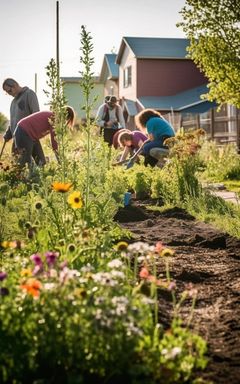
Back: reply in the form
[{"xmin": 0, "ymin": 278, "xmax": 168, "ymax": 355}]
[
  {"xmin": 67, "ymin": 191, "xmax": 83, "ymax": 209},
  {"xmin": 20, "ymin": 268, "xmax": 32, "ymax": 277},
  {"xmin": 1, "ymin": 241, "xmax": 17, "ymax": 249},
  {"xmin": 114, "ymin": 241, "xmax": 128, "ymax": 251},
  {"xmin": 52, "ymin": 181, "xmax": 72, "ymax": 193},
  {"xmin": 160, "ymin": 248, "xmax": 175, "ymax": 257}
]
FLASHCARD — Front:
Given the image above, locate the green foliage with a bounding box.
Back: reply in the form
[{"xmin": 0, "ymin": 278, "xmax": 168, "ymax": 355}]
[
  {"xmin": 178, "ymin": 0, "xmax": 240, "ymax": 107},
  {"xmin": 164, "ymin": 128, "xmax": 205, "ymax": 202},
  {"xmin": 0, "ymin": 112, "xmax": 8, "ymax": 133},
  {"xmin": 0, "ymin": 242, "xmax": 208, "ymax": 383},
  {"xmin": 199, "ymin": 141, "xmax": 240, "ymax": 181},
  {"xmin": 183, "ymin": 189, "xmax": 240, "ymax": 238},
  {"xmin": 79, "ymin": 25, "xmax": 97, "ymax": 210},
  {"xmin": 45, "ymin": 58, "xmax": 70, "ymax": 180},
  {"xmin": 0, "ymin": 29, "xmax": 211, "ymax": 384}
]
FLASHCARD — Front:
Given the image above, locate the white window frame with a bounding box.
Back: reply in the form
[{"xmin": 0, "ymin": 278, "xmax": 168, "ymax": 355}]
[{"xmin": 123, "ymin": 66, "xmax": 132, "ymax": 88}]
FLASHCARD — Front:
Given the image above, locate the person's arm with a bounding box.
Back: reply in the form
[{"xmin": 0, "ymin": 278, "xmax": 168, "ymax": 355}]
[
  {"xmin": 27, "ymin": 90, "xmax": 40, "ymax": 113},
  {"xmin": 95, "ymin": 105, "xmax": 106, "ymax": 127},
  {"xmin": 119, "ymin": 146, "xmax": 131, "ymax": 162},
  {"xmin": 148, "ymin": 133, "xmax": 154, "ymax": 141},
  {"xmin": 137, "ymin": 139, "xmax": 145, "ymax": 148},
  {"xmin": 3, "ymin": 126, "xmax": 12, "ymax": 142},
  {"xmin": 117, "ymin": 106, "xmax": 126, "ymax": 129}
]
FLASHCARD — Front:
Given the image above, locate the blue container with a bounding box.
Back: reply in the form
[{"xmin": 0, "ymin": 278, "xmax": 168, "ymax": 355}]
[{"xmin": 124, "ymin": 192, "xmax": 132, "ymax": 206}]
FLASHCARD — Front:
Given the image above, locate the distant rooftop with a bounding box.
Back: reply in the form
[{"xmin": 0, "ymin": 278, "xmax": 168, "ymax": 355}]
[
  {"xmin": 138, "ymin": 84, "xmax": 217, "ymax": 113},
  {"xmin": 116, "ymin": 37, "xmax": 190, "ymax": 64},
  {"xmin": 99, "ymin": 54, "xmax": 119, "ymax": 82}
]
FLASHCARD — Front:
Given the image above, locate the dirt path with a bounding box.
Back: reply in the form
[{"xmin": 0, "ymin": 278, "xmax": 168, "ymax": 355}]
[{"xmin": 114, "ymin": 201, "xmax": 240, "ymax": 384}]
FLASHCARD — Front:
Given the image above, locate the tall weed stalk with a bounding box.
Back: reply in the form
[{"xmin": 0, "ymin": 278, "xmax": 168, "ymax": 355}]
[
  {"xmin": 79, "ymin": 25, "xmax": 96, "ymax": 211},
  {"xmin": 44, "ymin": 58, "xmax": 69, "ymax": 182}
]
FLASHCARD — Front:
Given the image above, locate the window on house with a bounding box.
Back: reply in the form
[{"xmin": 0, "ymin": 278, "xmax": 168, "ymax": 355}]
[{"xmin": 123, "ymin": 66, "xmax": 132, "ymax": 88}]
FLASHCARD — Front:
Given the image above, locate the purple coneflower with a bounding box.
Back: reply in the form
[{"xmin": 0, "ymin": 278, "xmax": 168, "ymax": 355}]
[
  {"xmin": 30, "ymin": 253, "xmax": 43, "ymax": 266},
  {"xmin": 45, "ymin": 251, "xmax": 58, "ymax": 266}
]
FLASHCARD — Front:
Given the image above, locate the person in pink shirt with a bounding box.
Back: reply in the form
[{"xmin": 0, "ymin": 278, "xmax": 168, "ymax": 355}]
[{"xmin": 14, "ymin": 106, "xmax": 75, "ymax": 168}]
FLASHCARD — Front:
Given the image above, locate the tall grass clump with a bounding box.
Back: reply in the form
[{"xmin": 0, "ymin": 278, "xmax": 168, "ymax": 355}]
[{"xmin": 199, "ymin": 141, "xmax": 240, "ymax": 181}]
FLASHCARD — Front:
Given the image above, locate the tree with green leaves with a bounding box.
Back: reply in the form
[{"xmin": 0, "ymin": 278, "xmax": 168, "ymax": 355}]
[
  {"xmin": 0, "ymin": 112, "xmax": 8, "ymax": 133},
  {"xmin": 178, "ymin": 0, "xmax": 240, "ymax": 108}
]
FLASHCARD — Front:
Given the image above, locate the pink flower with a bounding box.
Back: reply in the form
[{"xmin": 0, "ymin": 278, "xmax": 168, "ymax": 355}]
[
  {"xmin": 155, "ymin": 241, "xmax": 165, "ymax": 253},
  {"xmin": 139, "ymin": 267, "xmax": 150, "ymax": 279},
  {"xmin": 45, "ymin": 251, "xmax": 59, "ymax": 266},
  {"xmin": 30, "ymin": 253, "xmax": 43, "ymax": 266},
  {"xmin": 0, "ymin": 272, "xmax": 7, "ymax": 281}
]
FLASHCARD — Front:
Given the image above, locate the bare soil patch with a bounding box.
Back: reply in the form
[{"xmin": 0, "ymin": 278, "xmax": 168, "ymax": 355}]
[{"xmin": 114, "ymin": 200, "xmax": 240, "ymax": 384}]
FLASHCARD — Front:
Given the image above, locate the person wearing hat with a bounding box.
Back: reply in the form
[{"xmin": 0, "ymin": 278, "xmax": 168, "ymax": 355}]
[{"xmin": 96, "ymin": 95, "xmax": 126, "ymax": 146}]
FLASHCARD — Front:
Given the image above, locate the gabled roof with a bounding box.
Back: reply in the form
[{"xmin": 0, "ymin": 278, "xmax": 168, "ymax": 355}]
[
  {"xmin": 137, "ymin": 84, "xmax": 217, "ymax": 113},
  {"xmin": 116, "ymin": 37, "xmax": 190, "ymax": 64},
  {"xmin": 99, "ymin": 54, "xmax": 119, "ymax": 82},
  {"xmin": 123, "ymin": 99, "xmax": 139, "ymax": 116}
]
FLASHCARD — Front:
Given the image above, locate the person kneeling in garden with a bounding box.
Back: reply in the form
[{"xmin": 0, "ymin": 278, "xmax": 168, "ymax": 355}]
[
  {"xmin": 135, "ymin": 108, "xmax": 175, "ymax": 167},
  {"xmin": 13, "ymin": 106, "xmax": 75, "ymax": 169},
  {"xmin": 114, "ymin": 130, "xmax": 148, "ymax": 166}
]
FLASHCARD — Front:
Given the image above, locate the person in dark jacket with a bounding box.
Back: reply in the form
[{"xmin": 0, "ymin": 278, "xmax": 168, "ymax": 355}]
[{"xmin": 2, "ymin": 78, "xmax": 39, "ymax": 153}]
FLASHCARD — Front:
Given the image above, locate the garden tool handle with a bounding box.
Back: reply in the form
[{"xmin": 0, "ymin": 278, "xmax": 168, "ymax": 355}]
[
  {"xmin": 127, "ymin": 139, "xmax": 150, "ymax": 164},
  {"xmin": 0, "ymin": 140, "xmax": 7, "ymax": 160}
]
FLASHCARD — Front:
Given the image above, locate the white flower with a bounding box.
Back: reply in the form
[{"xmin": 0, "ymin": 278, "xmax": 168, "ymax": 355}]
[
  {"xmin": 111, "ymin": 270, "xmax": 125, "ymax": 279},
  {"xmin": 112, "ymin": 296, "xmax": 129, "ymax": 306},
  {"xmin": 162, "ymin": 347, "xmax": 182, "ymax": 360},
  {"xmin": 107, "ymin": 259, "xmax": 123, "ymax": 269},
  {"xmin": 80, "ymin": 263, "xmax": 94, "ymax": 273},
  {"xmin": 128, "ymin": 242, "xmax": 155, "ymax": 254},
  {"xmin": 44, "ymin": 283, "xmax": 55, "ymax": 290},
  {"xmin": 92, "ymin": 272, "xmax": 117, "ymax": 286},
  {"xmin": 59, "ymin": 267, "xmax": 80, "ymax": 283}
]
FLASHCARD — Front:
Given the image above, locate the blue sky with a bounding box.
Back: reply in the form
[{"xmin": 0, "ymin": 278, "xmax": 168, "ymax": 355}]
[{"xmin": 0, "ymin": 0, "xmax": 186, "ymax": 118}]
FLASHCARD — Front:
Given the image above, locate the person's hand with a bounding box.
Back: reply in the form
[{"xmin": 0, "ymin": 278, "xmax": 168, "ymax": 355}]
[{"xmin": 105, "ymin": 120, "xmax": 114, "ymax": 127}]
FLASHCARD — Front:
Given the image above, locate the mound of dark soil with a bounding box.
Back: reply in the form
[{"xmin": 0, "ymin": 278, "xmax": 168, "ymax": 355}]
[
  {"xmin": 115, "ymin": 201, "xmax": 240, "ymax": 384},
  {"xmin": 114, "ymin": 205, "xmax": 148, "ymax": 222}
]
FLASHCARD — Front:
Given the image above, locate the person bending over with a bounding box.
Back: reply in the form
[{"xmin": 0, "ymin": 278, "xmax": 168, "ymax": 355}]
[
  {"xmin": 116, "ymin": 130, "xmax": 148, "ymax": 165},
  {"xmin": 13, "ymin": 106, "xmax": 75, "ymax": 168}
]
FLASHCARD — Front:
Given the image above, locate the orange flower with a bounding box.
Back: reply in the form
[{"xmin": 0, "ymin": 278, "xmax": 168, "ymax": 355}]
[
  {"xmin": 20, "ymin": 279, "xmax": 42, "ymax": 297},
  {"xmin": 52, "ymin": 182, "xmax": 72, "ymax": 193}
]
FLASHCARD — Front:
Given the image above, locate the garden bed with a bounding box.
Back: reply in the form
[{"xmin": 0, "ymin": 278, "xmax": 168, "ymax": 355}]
[{"xmin": 115, "ymin": 200, "xmax": 240, "ymax": 384}]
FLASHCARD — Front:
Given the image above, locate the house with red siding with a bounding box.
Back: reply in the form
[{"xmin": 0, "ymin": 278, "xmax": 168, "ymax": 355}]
[
  {"xmin": 63, "ymin": 37, "xmax": 239, "ymax": 148},
  {"xmin": 115, "ymin": 36, "xmax": 216, "ymax": 130}
]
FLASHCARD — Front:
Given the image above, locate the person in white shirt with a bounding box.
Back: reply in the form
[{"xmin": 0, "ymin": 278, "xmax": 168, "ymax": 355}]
[{"xmin": 96, "ymin": 95, "xmax": 126, "ymax": 146}]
